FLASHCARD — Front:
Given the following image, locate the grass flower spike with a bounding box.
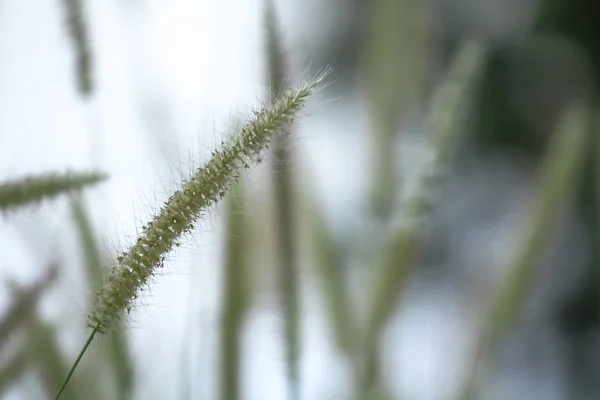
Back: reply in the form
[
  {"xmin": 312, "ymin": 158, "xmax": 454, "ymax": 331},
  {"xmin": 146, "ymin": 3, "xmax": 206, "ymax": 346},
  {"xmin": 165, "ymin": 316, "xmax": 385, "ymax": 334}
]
[
  {"xmin": 88, "ymin": 69, "xmax": 329, "ymax": 333},
  {"xmin": 56, "ymin": 69, "xmax": 330, "ymax": 400},
  {"xmin": 0, "ymin": 171, "xmax": 107, "ymax": 212}
]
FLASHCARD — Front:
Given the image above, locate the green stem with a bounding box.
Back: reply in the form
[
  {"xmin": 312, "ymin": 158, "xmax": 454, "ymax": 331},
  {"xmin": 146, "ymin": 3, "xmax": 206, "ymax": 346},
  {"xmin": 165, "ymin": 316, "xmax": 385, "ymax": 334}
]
[
  {"xmin": 54, "ymin": 326, "xmax": 98, "ymax": 400},
  {"xmin": 359, "ymin": 40, "xmax": 486, "ymax": 397},
  {"xmin": 264, "ymin": 2, "xmax": 300, "ymax": 397},
  {"xmin": 455, "ymin": 103, "xmax": 592, "ymax": 400},
  {"xmin": 220, "ymin": 181, "xmax": 249, "ymax": 400}
]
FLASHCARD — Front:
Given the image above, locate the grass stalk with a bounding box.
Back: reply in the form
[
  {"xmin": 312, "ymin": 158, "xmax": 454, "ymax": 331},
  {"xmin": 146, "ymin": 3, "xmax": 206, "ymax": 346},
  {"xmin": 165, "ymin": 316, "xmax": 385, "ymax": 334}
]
[
  {"xmin": 358, "ymin": 40, "xmax": 486, "ymax": 398},
  {"xmin": 264, "ymin": 2, "xmax": 301, "ymax": 398},
  {"xmin": 455, "ymin": 102, "xmax": 593, "ymax": 400},
  {"xmin": 306, "ymin": 193, "xmax": 355, "ymax": 356},
  {"xmin": 53, "ymin": 327, "xmax": 97, "ymax": 400},
  {"xmin": 367, "ymin": 39, "xmax": 485, "ymax": 342},
  {"xmin": 61, "ymin": 0, "xmax": 93, "ymax": 96},
  {"xmin": 0, "ymin": 338, "xmax": 32, "ymax": 396},
  {"xmin": 0, "ymin": 266, "xmax": 58, "ymax": 354},
  {"xmin": 70, "ymin": 194, "xmax": 134, "ymax": 399},
  {"xmin": 219, "ymin": 180, "xmax": 250, "ymax": 400},
  {"xmin": 365, "ymin": 0, "xmax": 430, "ymax": 219}
]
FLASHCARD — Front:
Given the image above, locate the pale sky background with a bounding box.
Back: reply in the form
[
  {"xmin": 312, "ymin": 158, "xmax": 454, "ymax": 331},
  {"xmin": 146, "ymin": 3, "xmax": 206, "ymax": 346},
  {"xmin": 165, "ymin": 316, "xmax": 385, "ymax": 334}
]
[{"xmin": 0, "ymin": 1, "xmax": 475, "ymax": 399}]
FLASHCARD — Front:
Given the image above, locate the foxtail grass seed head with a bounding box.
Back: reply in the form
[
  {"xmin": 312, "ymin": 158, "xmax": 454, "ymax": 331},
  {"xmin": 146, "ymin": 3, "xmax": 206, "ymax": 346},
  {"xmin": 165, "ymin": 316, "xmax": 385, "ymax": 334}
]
[
  {"xmin": 88, "ymin": 69, "xmax": 331, "ymax": 333},
  {"xmin": 0, "ymin": 171, "xmax": 107, "ymax": 212},
  {"xmin": 61, "ymin": 0, "xmax": 93, "ymax": 96}
]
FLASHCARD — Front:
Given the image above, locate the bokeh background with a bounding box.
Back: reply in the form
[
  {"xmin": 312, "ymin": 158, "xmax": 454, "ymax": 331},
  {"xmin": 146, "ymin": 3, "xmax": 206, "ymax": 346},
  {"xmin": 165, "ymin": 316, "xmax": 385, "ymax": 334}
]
[{"xmin": 0, "ymin": 0, "xmax": 599, "ymax": 399}]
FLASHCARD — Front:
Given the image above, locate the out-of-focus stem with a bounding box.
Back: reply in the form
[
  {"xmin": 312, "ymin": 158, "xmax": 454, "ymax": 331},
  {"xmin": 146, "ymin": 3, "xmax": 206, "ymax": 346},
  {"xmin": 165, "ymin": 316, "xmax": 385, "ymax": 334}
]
[
  {"xmin": 219, "ymin": 180, "xmax": 250, "ymax": 400},
  {"xmin": 365, "ymin": 0, "xmax": 431, "ymax": 219},
  {"xmin": 455, "ymin": 103, "xmax": 592, "ymax": 400},
  {"xmin": 264, "ymin": 2, "xmax": 301, "ymax": 398},
  {"xmin": 70, "ymin": 194, "xmax": 134, "ymax": 400},
  {"xmin": 359, "ymin": 40, "xmax": 486, "ymax": 398},
  {"xmin": 61, "ymin": 0, "xmax": 93, "ymax": 96},
  {"xmin": 0, "ymin": 266, "xmax": 58, "ymax": 354},
  {"xmin": 307, "ymin": 195, "xmax": 355, "ymax": 356}
]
